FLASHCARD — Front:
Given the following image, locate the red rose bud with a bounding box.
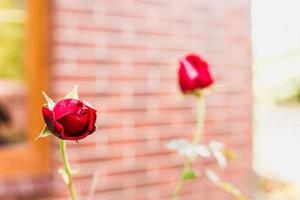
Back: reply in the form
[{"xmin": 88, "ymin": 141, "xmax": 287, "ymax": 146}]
[
  {"xmin": 42, "ymin": 99, "xmax": 97, "ymax": 140},
  {"xmin": 178, "ymin": 54, "xmax": 214, "ymax": 93}
]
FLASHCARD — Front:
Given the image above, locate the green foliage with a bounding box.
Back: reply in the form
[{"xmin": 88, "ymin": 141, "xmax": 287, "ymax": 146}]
[
  {"xmin": 0, "ymin": 0, "xmax": 25, "ymax": 80},
  {"xmin": 0, "ymin": 0, "xmax": 24, "ymax": 8},
  {"xmin": 274, "ymin": 75, "xmax": 300, "ymax": 104}
]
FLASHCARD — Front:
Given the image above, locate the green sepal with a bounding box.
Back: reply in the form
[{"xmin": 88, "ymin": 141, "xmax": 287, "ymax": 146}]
[
  {"xmin": 35, "ymin": 125, "xmax": 52, "ymax": 140},
  {"xmin": 194, "ymin": 89, "xmax": 203, "ymax": 97},
  {"xmin": 42, "ymin": 91, "xmax": 55, "ymax": 110},
  {"xmin": 64, "ymin": 85, "xmax": 79, "ymax": 99}
]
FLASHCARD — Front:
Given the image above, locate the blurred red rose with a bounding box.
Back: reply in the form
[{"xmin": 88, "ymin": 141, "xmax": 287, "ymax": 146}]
[
  {"xmin": 42, "ymin": 99, "xmax": 97, "ymax": 140},
  {"xmin": 178, "ymin": 54, "xmax": 214, "ymax": 93}
]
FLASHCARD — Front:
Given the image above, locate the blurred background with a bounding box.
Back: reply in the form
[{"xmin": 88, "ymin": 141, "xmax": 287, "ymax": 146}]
[
  {"xmin": 0, "ymin": 0, "xmax": 26, "ymax": 146},
  {"xmin": 253, "ymin": 0, "xmax": 300, "ymax": 199},
  {"xmin": 0, "ymin": 0, "xmax": 298, "ymax": 199}
]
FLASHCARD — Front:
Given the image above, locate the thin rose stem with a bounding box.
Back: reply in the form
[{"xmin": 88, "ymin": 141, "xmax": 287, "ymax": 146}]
[
  {"xmin": 172, "ymin": 94, "xmax": 205, "ymax": 200},
  {"xmin": 60, "ymin": 140, "xmax": 77, "ymax": 200},
  {"xmin": 192, "ymin": 94, "xmax": 205, "ymax": 145}
]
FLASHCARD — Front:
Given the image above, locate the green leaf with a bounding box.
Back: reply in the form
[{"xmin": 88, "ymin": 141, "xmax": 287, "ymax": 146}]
[
  {"xmin": 182, "ymin": 169, "xmax": 198, "ymax": 181},
  {"xmin": 35, "ymin": 125, "xmax": 52, "ymax": 140},
  {"xmin": 42, "ymin": 91, "xmax": 55, "ymax": 110},
  {"xmin": 58, "ymin": 168, "xmax": 70, "ymax": 184},
  {"xmin": 64, "ymin": 85, "xmax": 79, "ymax": 99}
]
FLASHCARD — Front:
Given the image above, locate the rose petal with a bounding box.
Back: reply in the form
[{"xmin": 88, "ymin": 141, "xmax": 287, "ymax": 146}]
[
  {"xmin": 53, "ymin": 121, "xmax": 64, "ymax": 138},
  {"xmin": 53, "ymin": 99, "xmax": 83, "ymax": 120},
  {"xmin": 42, "ymin": 106, "xmax": 64, "ymax": 137},
  {"xmin": 61, "ymin": 130, "xmax": 90, "ymax": 140},
  {"xmin": 87, "ymin": 109, "xmax": 97, "ymax": 133},
  {"xmin": 186, "ymin": 54, "xmax": 208, "ymax": 70},
  {"xmin": 180, "ymin": 58, "xmax": 199, "ymax": 80},
  {"xmin": 58, "ymin": 112, "xmax": 89, "ymax": 137},
  {"xmin": 179, "ymin": 61, "xmax": 199, "ymax": 92},
  {"xmin": 42, "ymin": 106, "xmax": 55, "ymax": 131}
]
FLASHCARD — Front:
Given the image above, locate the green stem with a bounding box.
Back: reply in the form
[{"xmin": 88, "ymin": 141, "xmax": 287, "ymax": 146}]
[
  {"xmin": 192, "ymin": 94, "xmax": 205, "ymax": 145},
  {"xmin": 60, "ymin": 140, "xmax": 77, "ymax": 200},
  {"xmin": 172, "ymin": 95, "xmax": 205, "ymax": 200}
]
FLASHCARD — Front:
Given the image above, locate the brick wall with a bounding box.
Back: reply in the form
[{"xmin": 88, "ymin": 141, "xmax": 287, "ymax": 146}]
[
  {"xmin": 0, "ymin": 0, "xmax": 251, "ymax": 200},
  {"xmin": 49, "ymin": 0, "xmax": 252, "ymax": 199}
]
